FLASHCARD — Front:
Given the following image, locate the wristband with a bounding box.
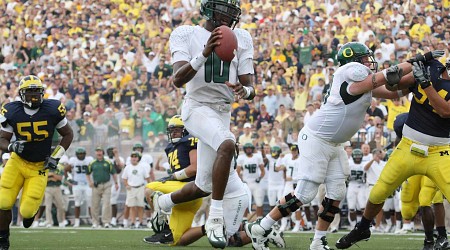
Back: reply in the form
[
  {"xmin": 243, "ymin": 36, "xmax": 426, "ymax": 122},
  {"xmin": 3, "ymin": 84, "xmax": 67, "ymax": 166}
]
[
  {"xmin": 51, "ymin": 145, "xmax": 66, "ymax": 159},
  {"xmin": 397, "ymin": 90, "xmax": 404, "ymax": 97},
  {"xmin": 242, "ymin": 86, "xmax": 251, "ymax": 99},
  {"xmin": 190, "ymin": 53, "xmax": 208, "ymax": 71},
  {"xmin": 174, "ymin": 169, "xmax": 188, "ymax": 180}
]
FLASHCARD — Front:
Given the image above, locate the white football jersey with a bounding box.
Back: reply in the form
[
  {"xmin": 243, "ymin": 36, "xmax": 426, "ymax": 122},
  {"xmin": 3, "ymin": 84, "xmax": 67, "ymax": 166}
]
[
  {"xmin": 170, "ymin": 25, "xmax": 254, "ymax": 103},
  {"xmin": 348, "ymin": 161, "xmax": 365, "ymax": 183},
  {"xmin": 237, "ymin": 153, "xmax": 263, "ymax": 182},
  {"xmin": 277, "ymin": 153, "xmax": 300, "ymax": 180},
  {"xmin": 68, "ymin": 156, "xmax": 94, "ymax": 184},
  {"xmin": 266, "ymin": 155, "xmax": 285, "ymax": 185},
  {"xmin": 307, "ymin": 62, "xmax": 373, "ymax": 143},
  {"xmin": 366, "ymin": 160, "xmax": 385, "ymax": 185}
]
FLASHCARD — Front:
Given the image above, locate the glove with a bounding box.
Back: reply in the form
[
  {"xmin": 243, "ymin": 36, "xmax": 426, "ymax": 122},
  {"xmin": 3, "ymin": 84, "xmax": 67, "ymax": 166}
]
[
  {"xmin": 157, "ymin": 175, "xmax": 175, "ymax": 183},
  {"xmin": 412, "ymin": 62, "xmax": 432, "ymax": 89},
  {"xmin": 383, "ymin": 65, "xmax": 404, "ymax": 91},
  {"xmin": 44, "ymin": 157, "xmax": 59, "ymax": 170},
  {"xmin": 255, "ymin": 177, "xmax": 261, "ymax": 183},
  {"xmin": 8, "ymin": 141, "xmax": 25, "ymax": 154},
  {"xmin": 407, "ymin": 50, "xmax": 445, "ymax": 64}
]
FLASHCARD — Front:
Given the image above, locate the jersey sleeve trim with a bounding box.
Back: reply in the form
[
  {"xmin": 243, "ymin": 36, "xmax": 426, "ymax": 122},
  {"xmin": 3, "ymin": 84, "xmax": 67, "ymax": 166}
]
[{"xmin": 56, "ymin": 117, "xmax": 68, "ymax": 129}]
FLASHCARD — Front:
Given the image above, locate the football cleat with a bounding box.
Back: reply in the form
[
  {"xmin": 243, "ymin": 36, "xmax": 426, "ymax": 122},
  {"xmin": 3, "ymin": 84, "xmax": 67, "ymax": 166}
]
[
  {"xmin": 267, "ymin": 224, "xmax": 286, "ymax": 248},
  {"xmin": 434, "ymin": 236, "xmax": 449, "ymax": 250},
  {"xmin": 335, "ymin": 223, "xmax": 371, "ymax": 249},
  {"xmin": 151, "ymin": 191, "xmax": 171, "ymax": 232},
  {"xmin": 422, "ymin": 239, "xmax": 434, "ymax": 250},
  {"xmin": 0, "ymin": 234, "xmax": 9, "ymax": 250},
  {"xmin": 245, "ymin": 220, "xmax": 271, "ymax": 250},
  {"xmin": 310, "ymin": 236, "xmax": 333, "ymax": 250},
  {"xmin": 205, "ymin": 217, "xmax": 227, "ymax": 249},
  {"xmin": 143, "ymin": 229, "xmax": 174, "ymax": 245}
]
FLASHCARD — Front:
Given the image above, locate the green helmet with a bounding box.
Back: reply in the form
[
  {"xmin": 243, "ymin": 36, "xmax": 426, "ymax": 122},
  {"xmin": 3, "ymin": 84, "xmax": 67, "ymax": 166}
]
[
  {"xmin": 271, "ymin": 146, "xmax": 282, "ymax": 159},
  {"xmin": 75, "ymin": 147, "xmax": 86, "ymax": 154},
  {"xmin": 337, "ymin": 42, "xmax": 378, "ymax": 71},
  {"xmin": 133, "ymin": 142, "xmax": 144, "ymax": 151},
  {"xmin": 243, "ymin": 143, "xmax": 255, "ymax": 155},
  {"xmin": 351, "ymin": 149, "xmax": 363, "ymax": 163},
  {"xmin": 200, "ymin": 0, "xmax": 241, "ymax": 28}
]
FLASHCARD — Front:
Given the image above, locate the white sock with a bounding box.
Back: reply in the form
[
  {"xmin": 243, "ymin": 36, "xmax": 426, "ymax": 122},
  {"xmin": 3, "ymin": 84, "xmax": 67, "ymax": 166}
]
[
  {"xmin": 209, "ymin": 199, "xmax": 223, "ymax": 218},
  {"xmin": 396, "ymin": 220, "xmax": 402, "ymax": 228},
  {"xmin": 159, "ymin": 194, "xmax": 175, "ymax": 212},
  {"xmin": 123, "ymin": 219, "xmax": 128, "ymax": 227},
  {"xmin": 313, "ymin": 230, "xmax": 327, "ymax": 240},
  {"xmin": 135, "ymin": 221, "xmax": 140, "ymax": 228},
  {"xmin": 260, "ymin": 215, "xmax": 276, "ymax": 231},
  {"xmin": 294, "ymin": 220, "xmax": 301, "ymax": 227}
]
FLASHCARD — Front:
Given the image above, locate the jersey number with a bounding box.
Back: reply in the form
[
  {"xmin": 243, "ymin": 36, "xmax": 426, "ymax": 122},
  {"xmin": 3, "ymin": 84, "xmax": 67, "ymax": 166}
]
[
  {"xmin": 75, "ymin": 165, "xmax": 88, "ymax": 174},
  {"xmin": 17, "ymin": 121, "xmax": 49, "ymax": 141},
  {"xmin": 168, "ymin": 150, "xmax": 181, "ymax": 170},
  {"xmin": 204, "ymin": 53, "xmax": 231, "ymax": 83},
  {"xmin": 350, "ymin": 170, "xmax": 364, "ymax": 181},
  {"xmin": 245, "ymin": 164, "xmax": 257, "ymax": 174},
  {"xmin": 414, "ymin": 86, "xmax": 448, "ymax": 113},
  {"xmin": 188, "ymin": 137, "xmax": 198, "ymax": 146},
  {"xmin": 288, "ymin": 166, "xmax": 294, "ymax": 177}
]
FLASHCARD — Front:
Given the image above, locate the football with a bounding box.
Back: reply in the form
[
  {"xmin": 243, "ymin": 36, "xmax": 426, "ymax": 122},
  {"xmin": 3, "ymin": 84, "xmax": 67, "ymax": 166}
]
[{"xmin": 214, "ymin": 25, "xmax": 238, "ymax": 62}]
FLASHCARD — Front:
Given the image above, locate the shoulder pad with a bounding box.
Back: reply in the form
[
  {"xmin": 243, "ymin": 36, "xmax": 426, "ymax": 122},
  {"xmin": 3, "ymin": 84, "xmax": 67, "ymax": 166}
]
[
  {"xmin": 169, "ymin": 25, "xmax": 195, "ymax": 51},
  {"xmin": 343, "ymin": 62, "xmax": 371, "ymax": 82},
  {"xmin": 233, "ymin": 28, "xmax": 253, "ymax": 51},
  {"xmin": 1, "ymin": 102, "xmax": 17, "ymax": 120},
  {"xmin": 43, "ymin": 99, "xmax": 66, "ymax": 118}
]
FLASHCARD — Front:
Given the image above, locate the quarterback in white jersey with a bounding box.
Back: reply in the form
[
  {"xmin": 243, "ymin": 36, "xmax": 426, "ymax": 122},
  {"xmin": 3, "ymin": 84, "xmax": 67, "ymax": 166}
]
[
  {"xmin": 346, "ymin": 149, "xmax": 366, "ymax": 228},
  {"xmin": 236, "ymin": 143, "xmax": 265, "ymax": 217},
  {"xmin": 66, "ymin": 147, "xmax": 93, "ymax": 227},
  {"xmin": 163, "ymin": 0, "xmax": 256, "ymax": 248},
  {"xmin": 246, "ymin": 42, "xmax": 414, "ymax": 250}
]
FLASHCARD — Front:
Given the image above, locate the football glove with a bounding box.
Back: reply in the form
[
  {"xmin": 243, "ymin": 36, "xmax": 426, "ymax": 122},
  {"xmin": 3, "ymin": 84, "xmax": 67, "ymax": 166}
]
[
  {"xmin": 8, "ymin": 141, "xmax": 25, "ymax": 154},
  {"xmin": 384, "ymin": 65, "xmax": 403, "ymax": 91},
  {"xmin": 44, "ymin": 157, "xmax": 59, "ymax": 170},
  {"xmin": 157, "ymin": 175, "xmax": 175, "ymax": 183},
  {"xmin": 412, "ymin": 62, "xmax": 432, "ymax": 89},
  {"xmin": 407, "ymin": 50, "xmax": 445, "ymax": 64}
]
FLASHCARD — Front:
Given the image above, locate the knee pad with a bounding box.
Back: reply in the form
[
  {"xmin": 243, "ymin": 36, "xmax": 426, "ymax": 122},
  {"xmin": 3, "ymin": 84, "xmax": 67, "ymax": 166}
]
[
  {"xmin": 318, "ymin": 197, "xmax": 340, "ymax": 223},
  {"xmin": 295, "ymin": 180, "xmax": 320, "ymax": 204},
  {"xmin": 277, "ymin": 193, "xmax": 301, "ymax": 217},
  {"xmin": 0, "ymin": 187, "xmax": 16, "ymax": 210},
  {"xmin": 325, "ymin": 180, "xmax": 347, "ymax": 201}
]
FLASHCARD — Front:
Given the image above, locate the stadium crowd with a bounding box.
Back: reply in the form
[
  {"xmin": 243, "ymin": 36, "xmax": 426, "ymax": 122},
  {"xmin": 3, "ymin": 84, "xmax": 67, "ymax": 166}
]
[{"xmin": 1, "ymin": 0, "xmax": 450, "ymax": 239}]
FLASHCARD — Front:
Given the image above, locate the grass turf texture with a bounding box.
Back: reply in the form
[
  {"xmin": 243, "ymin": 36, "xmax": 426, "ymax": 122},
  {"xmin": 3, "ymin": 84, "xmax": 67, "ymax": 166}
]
[{"xmin": 10, "ymin": 228, "xmax": 425, "ymax": 249}]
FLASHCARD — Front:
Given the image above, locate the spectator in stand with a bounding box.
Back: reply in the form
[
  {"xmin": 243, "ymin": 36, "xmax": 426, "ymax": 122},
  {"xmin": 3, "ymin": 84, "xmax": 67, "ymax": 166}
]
[
  {"xmin": 367, "ymin": 98, "xmax": 385, "ymax": 120},
  {"xmin": 263, "ymin": 86, "xmax": 278, "ymax": 116}
]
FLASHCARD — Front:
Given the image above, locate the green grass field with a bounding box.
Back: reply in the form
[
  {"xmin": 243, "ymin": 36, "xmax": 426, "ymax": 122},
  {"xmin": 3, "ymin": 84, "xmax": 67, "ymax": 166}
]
[{"xmin": 8, "ymin": 227, "xmax": 427, "ymax": 249}]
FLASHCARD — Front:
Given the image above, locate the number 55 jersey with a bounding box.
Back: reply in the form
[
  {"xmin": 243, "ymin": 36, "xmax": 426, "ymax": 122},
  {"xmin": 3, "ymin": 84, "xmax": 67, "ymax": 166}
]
[{"xmin": 0, "ymin": 99, "xmax": 67, "ymax": 162}]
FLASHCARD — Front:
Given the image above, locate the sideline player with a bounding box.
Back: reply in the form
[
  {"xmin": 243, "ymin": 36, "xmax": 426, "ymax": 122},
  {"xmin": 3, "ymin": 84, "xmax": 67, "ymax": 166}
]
[
  {"xmin": 336, "ymin": 56, "xmax": 449, "ymax": 249},
  {"xmin": 0, "ymin": 75, "xmax": 73, "ymax": 250},
  {"xmin": 153, "ymin": 0, "xmax": 256, "ymax": 248},
  {"xmin": 346, "ymin": 149, "xmax": 366, "ymax": 229},
  {"xmin": 66, "ymin": 147, "xmax": 93, "ymax": 227},
  {"xmin": 245, "ymin": 42, "xmax": 423, "ymax": 250}
]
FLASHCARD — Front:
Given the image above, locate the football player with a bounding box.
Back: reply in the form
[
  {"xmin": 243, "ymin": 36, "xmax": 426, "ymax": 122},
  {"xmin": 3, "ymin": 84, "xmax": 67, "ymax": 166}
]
[
  {"xmin": 104, "ymin": 146, "xmax": 124, "ymax": 227},
  {"xmin": 0, "ymin": 75, "xmax": 73, "ymax": 250},
  {"xmin": 236, "ymin": 143, "xmax": 265, "ymax": 218},
  {"xmin": 264, "ymin": 146, "xmax": 285, "ymax": 210},
  {"xmin": 144, "ymin": 115, "xmax": 202, "ymax": 245},
  {"xmin": 337, "ymin": 54, "xmax": 450, "ymax": 249},
  {"xmin": 246, "ymin": 42, "xmax": 433, "ymax": 250},
  {"xmin": 346, "ymin": 149, "xmax": 366, "ymax": 229},
  {"xmin": 66, "ymin": 147, "xmax": 94, "ymax": 227},
  {"xmin": 157, "ymin": 0, "xmax": 256, "ymax": 247}
]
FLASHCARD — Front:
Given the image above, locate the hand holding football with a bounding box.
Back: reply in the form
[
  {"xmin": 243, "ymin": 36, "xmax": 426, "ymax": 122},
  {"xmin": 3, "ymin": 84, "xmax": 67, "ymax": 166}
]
[{"xmin": 214, "ymin": 26, "xmax": 238, "ymax": 62}]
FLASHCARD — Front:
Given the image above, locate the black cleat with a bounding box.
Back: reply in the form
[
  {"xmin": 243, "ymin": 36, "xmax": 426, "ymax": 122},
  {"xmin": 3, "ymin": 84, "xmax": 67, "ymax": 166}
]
[
  {"xmin": 335, "ymin": 223, "xmax": 371, "ymax": 249},
  {"xmin": 422, "ymin": 239, "xmax": 434, "ymax": 250},
  {"xmin": 23, "ymin": 215, "xmax": 37, "ymax": 229},
  {"xmin": 434, "ymin": 236, "xmax": 449, "ymax": 250},
  {"xmin": 0, "ymin": 235, "xmax": 9, "ymax": 250},
  {"xmin": 143, "ymin": 230, "xmax": 174, "ymax": 245}
]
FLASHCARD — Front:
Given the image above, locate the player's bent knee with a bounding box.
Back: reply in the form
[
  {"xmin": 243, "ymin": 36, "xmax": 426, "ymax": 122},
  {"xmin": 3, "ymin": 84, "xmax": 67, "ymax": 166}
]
[
  {"xmin": 369, "ymin": 184, "xmax": 391, "ymax": 205},
  {"xmin": 277, "ymin": 193, "xmax": 301, "ymax": 217},
  {"xmin": 401, "ymin": 204, "xmax": 418, "ymax": 220},
  {"xmin": 0, "ymin": 191, "xmax": 15, "ymax": 210},
  {"xmin": 318, "ymin": 197, "xmax": 340, "ymax": 223},
  {"xmin": 326, "ymin": 181, "xmax": 346, "ymax": 201},
  {"xmin": 295, "ymin": 180, "xmax": 320, "ymax": 204},
  {"xmin": 20, "ymin": 200, "xmax": 40, "ymax": 218}
]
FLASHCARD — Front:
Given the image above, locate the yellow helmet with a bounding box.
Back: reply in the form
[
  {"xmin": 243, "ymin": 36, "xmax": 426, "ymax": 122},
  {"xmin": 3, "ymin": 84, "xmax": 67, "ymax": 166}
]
[
  {"xmin": 167, "ymin": 115, "xmax": 186, "ymax": 143},
  {"xmin": 18, "ymin": 75, "xmax": 44, "ymax": 109}
]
